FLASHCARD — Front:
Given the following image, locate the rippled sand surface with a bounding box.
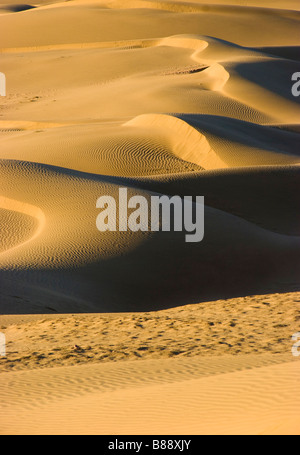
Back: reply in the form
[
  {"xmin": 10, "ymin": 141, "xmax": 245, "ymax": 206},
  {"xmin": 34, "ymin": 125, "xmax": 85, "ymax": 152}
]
[{"xmin": 0, "ymin": 0, "xmax": 299, "ymax": 435}]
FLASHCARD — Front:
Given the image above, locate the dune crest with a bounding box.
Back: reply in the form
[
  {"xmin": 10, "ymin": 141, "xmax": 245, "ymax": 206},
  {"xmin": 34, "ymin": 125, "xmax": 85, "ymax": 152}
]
[
  {"xmin": 125, "ymin": 114, "xmax": 227, "ymax": 169},
  {"xmin": 0, "ymin": 196, "xmax": 45, "ymax": 254}
]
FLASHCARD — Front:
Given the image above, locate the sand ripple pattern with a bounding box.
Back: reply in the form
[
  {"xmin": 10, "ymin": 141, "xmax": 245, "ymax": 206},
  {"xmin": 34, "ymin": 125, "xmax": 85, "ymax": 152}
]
[{"xmin": 0, "ymin": 0, "xmax": 299, "ymax": 313}]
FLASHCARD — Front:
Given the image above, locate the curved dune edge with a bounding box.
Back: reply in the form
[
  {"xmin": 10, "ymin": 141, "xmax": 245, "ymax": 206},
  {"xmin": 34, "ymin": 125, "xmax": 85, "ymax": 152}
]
[
  {"xmin": 0, "ymin": 159, "xmax": 150, "ymax": 270},
  {"xmin": 125, "ymin": 114, "xmax": 228, "ymax": 169},
  {"xmin": 0, "ymin": 195, "xmax": 46, "ymax": 254},
  {"xmin": 0, "ymin": 208, "xmax": 39, "ymax": 254},
  {"xmin": 0, "ymin": 159, "xmax": 299, "ymax": 312},
  {"xmin": 160, "ymin": 34, "xmax": 209, "ymax": 53},
  {"xmin": 172, "ymin": 115, "xmax": 300, "ymax": 167},
  {"xmin": 0, "ymin": 123, "xmax": 204, "ymax": 177}
]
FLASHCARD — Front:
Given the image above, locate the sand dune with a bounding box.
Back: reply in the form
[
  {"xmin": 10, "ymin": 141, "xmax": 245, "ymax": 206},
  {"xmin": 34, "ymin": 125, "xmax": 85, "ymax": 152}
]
[
  {"xmin": 0, "ymin": 157, "xmax": 299, "ymax": 313},
  {"xmin": 0, "ymin": 208, "xmax": 38, "ymax": 253},
  {"xmin": 0, "ymin": 0, "xmax": 299, "ymax": 435},
  {"xmin": 0, "ymin": 0, "xmax": 299, "ymax": 49}
]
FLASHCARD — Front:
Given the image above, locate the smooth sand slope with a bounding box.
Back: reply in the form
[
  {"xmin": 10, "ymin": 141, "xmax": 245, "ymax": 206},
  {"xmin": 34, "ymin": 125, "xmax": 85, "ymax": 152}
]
[{"xmin": 0, "ymin": 0, "xmax": 299, "ymax": 435}]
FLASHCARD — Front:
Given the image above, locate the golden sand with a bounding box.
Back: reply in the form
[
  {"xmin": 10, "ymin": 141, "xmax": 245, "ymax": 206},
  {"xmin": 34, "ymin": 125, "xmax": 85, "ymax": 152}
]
[{"xmin": 0, "ymin": 0, "xmax": 299, "ymax": 435}]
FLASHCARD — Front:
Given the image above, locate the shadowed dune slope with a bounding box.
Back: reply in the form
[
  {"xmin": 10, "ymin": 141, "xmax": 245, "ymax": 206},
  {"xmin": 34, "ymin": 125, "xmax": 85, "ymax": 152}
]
[{"xmin": 0, "ymin": 158, "xmax": 299, "ymax": 313}]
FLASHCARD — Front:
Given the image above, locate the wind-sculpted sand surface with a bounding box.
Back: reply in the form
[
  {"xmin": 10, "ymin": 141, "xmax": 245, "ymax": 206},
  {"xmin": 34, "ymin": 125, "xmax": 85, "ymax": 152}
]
[{"xmin": 0, "ymin": 0, "xmax": 299, "ymax": 435}]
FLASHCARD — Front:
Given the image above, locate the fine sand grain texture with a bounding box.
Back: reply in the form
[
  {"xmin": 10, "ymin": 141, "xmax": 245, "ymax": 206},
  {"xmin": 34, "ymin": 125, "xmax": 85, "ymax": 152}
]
[
  {"xmin": 0, "ymin": 0, "xmax": 299, "ymax": 435},
  {"xmin": 1, "ymin": 292, "xmax": 300, "ymax": 372},
  {"xmin": 0, "ymin": 354, "xmax": 299, "ymax": 435}
]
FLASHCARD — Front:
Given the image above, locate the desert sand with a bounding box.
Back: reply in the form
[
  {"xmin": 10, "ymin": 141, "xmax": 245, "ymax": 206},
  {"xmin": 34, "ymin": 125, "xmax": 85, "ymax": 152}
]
[{"xmin": 0, "ymin": 0, "xmax": 299, "ymax": 435}]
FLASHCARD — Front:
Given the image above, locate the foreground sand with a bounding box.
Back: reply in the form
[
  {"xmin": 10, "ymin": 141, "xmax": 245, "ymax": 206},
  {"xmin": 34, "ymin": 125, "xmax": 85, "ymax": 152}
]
[
  {"xmin": 0, "ymin": 0, "xmax": 300, "ymax": 435},
  {"xmin": 0, "ymin": 292, "xmax": 299, "ymax": 434},
  {"xmin": 1, "ymin": 354, "xmax": 299, "ymax": 435}
]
